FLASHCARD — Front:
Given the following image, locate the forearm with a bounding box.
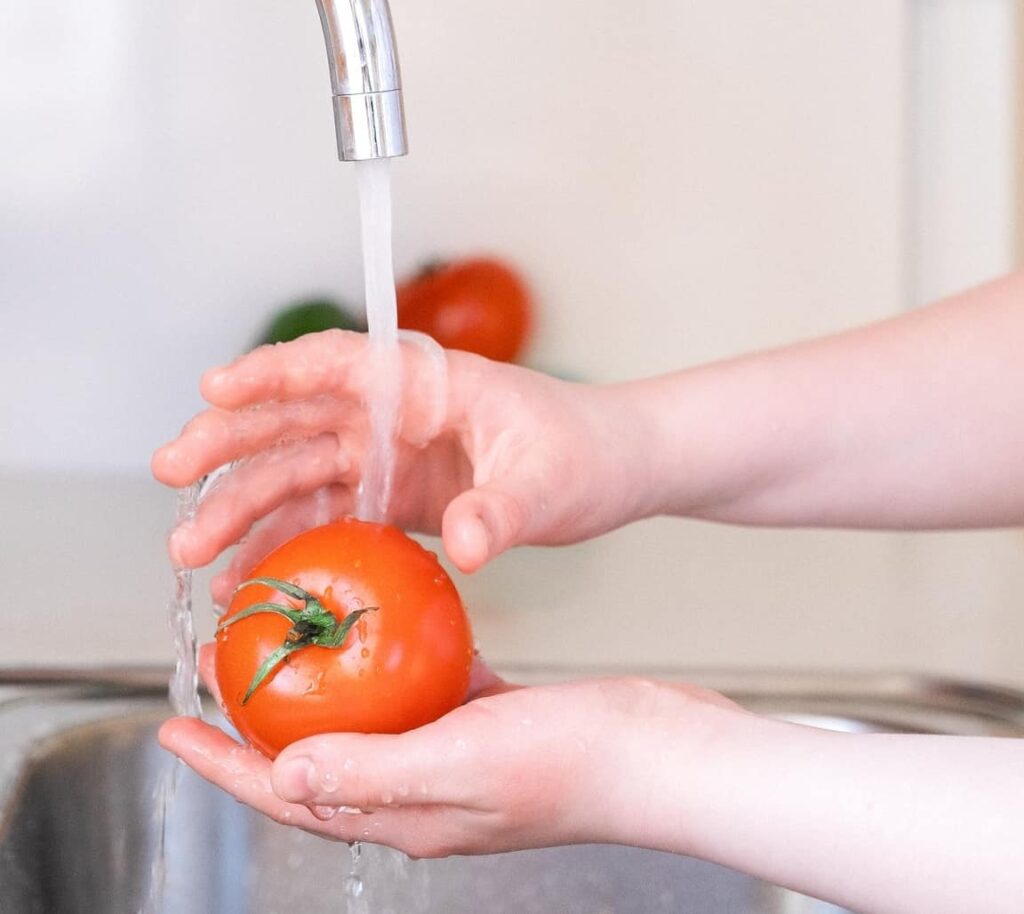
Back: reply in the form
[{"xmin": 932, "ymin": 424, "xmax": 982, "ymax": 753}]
[
  {"xmin": 624, "ymin": 272, "xmax": 1024, "ymax": 529},
  {"xmin": 631, "ymin": 706, "xmax": 1024, "ymax": 913}
]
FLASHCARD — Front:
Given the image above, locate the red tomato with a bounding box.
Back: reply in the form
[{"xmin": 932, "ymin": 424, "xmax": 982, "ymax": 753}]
[
  {"xmin": 215, "ymin": 520, "xmax": 474, "ymax": 759},
  {"xmin": 397, "ymin": 257, "xmax": 533, "ymax": 363}
]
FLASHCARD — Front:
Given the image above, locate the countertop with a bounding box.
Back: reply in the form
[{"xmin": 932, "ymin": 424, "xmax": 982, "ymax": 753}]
[{"xmin": 3, "ymin": 472, "xmax": 1023, "ymax": 688}]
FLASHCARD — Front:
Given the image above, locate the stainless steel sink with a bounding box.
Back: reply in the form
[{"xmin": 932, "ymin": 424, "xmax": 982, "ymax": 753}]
[{"xmin": 1, "ymin": 668, "xmax": 1022, "ymax": 914}]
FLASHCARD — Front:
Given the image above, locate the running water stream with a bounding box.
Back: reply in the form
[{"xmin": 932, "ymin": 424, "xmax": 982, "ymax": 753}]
[
  {"xmin": 144, "ymin": 484, "xmax": 203, "ymax": 913},
  {"xmin": 354, "ymin": 158, "xmax": 402, "ymax": 525},
  {"xmin": 345, "ymin": 157, "xmax": 404, "ymax": 914},
  {"xmin": 169, "ymin": 484, "xmax": 202, "ymax": 719}
]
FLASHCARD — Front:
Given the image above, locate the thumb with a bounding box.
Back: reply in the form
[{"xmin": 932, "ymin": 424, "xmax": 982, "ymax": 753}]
[
  {"xmin": 271, "ymin": 729, "xmax": 477, "ymax": 810},
  {"xmin": 441, "ymin": 480, "xmax": 533, "ymax": 573}
]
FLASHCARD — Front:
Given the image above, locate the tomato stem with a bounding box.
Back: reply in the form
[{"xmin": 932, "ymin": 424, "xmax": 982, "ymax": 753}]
[
  {"xmin": 220, "ymin": 577, "xmax": 376, "ymax": 704},
  {"xmin": 416, "ymin": 258, "xmax": 447, "ymax": 279}
]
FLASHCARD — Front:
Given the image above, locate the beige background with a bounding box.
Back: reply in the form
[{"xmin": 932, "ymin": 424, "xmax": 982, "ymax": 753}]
[{"xmin": 2, "ymin": 3, "xmax": 1022, "ymax": 686}]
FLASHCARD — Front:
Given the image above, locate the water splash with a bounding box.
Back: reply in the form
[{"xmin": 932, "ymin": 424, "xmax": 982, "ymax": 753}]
[
  {"xmin": 139, "ymin": 766, "xmax": 174, "ymax": 914},
  {"xmin": 345, "ymin": 842, "xmax": 368, "ymax": 914},
  {"xmin": 143, "ymin": 482, "xmax": 205, "ymax": 913},
  {"xmin": 168, "ymin": 483, "xmax": 202, "ymax": 718},
  {"xmin": 313, "ymin": 484, "xmax": 333, "ymax": 527}
]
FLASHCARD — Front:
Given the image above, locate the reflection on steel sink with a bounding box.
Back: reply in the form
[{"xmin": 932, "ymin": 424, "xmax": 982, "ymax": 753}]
[{"xmin": 0, "ymin": 668, "xmax": 1021, "ymax": 914}]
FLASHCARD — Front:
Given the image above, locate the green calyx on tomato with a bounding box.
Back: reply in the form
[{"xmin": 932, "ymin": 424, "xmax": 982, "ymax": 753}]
[
  {"xmin": 217, "ymin": 520, "xmax": 473, "ymax": 758},
  {"xmin": 217, "ymin": 576, "xmax": 375, "ymax": 705}
]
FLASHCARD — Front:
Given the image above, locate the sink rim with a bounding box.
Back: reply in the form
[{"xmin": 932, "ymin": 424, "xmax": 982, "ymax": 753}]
[
  {"xmin": 0, "ymin": 666, "xmax": 1020, "ymax": 914},
  {"xmin": 1, "ymin": 664, "xmax": 1022, "ymax": 729}
]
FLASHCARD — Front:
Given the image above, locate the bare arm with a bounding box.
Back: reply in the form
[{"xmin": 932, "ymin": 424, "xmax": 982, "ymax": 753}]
[
  {"xmin": 643, "ymin": 707, "xmax": 1024, "ymax": 913},
  {"xmin": 154, "ymin": 273, "xmax": 1024, "ymax": 578},
  {"xmin": 628, "ymin": 272, "xmax": 1024, "ymax": 529},
  {"xmin": 161, "ymin": 668, "xmax": 1024, "ymax": 914}
]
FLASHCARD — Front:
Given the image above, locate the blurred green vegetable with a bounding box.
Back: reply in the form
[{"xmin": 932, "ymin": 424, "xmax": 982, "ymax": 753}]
[{"xmin": 254, "ymin": 299, "xmax": 363, "ymax": 348}]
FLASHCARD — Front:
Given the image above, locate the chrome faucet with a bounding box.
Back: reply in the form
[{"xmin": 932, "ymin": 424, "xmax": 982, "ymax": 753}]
[{"xmin": 314, "ymin": 0, "xmax": 408, "ymax": 161}]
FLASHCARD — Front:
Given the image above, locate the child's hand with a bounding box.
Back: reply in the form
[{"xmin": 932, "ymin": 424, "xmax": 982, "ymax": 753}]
[
  {"xmin": 159, "ymin": 647, "xmax": 1024, "ymax": 913},
  {"xmin": 152, "ymin": 331, "xmax": 653, "ymax": 590},
  {"xmin": 158, "ymin": 646, "xmax": 740, "ymax": 857}
]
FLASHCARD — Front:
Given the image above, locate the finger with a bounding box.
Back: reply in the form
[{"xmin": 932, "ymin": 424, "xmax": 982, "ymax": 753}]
[
  {"xmin": 169, "ymin": 434, "xmax": 357, "ymax": 568},
  {"xmin": 200, "ymin": 331, "xmax": 372, "ymax": 411},
  {"xmin": 159, "ymin": 719, "xmax": 375, "ymax": 836},
  {"xmin": 271, "ymin": 725, "xmax": 482, "ymax": 811},
  {"xmin": 200, "ymin": 331, "xmax": 450, "ymax": 445},
  {"xmin": 157, "ymin": 718, "xmax": 316, "ymax": 824},
  {"xmin": 208, "ymin": 487, "xmax": 354, "ymax": 605},
  {"xmin": 152, "ymin": 396, "xmax": 358, "ymax": 489},
  {"xmin": 441, "ymin": 477, "xmax": 536, "ymax": 573},
  {"xmin": 159, "ymin": 718, "xmax": 474, "ymax": 850}
]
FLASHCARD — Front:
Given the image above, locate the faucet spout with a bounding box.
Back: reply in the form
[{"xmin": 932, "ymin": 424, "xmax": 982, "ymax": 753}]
[{"xmin": 314, "ymin": 0, "xmax": 408, "ymax": 161}]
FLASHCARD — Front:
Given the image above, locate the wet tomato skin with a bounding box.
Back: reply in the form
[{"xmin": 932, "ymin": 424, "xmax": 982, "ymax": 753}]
[{"xmin": 215, "ymin": 520, "xmax": 474, "ymax": 759}]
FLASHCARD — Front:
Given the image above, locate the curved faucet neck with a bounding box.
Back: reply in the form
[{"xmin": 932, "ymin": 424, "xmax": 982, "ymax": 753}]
[{"xmin": 315, "ymin": 0, "xmax": 408, "ymax": 161}]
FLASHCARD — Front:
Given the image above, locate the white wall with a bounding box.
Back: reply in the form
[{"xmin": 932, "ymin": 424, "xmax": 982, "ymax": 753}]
[
  {"xmin": 2, "ymin": 1, "xmax": 907, "ymax": 474},
  {"xmin": 3, "ymin": 4, "xmax": 1023, "ymax": 686},
  {"xmin": 910, "ymin": 0, "xmax": 1017, "ymax": 305}
]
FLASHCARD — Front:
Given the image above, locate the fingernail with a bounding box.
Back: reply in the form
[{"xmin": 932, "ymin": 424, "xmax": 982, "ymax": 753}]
[
  {"xmin": 202, "ymin": 367, "xmax": 226, "ymax": 389},
  {"xmin": 276, "ymin": 757, "xmax": 316, "ymax": 802}
]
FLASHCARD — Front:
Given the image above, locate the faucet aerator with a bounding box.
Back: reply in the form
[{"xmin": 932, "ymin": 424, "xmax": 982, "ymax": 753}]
[{"xmin": 315, "ymin": 0, "xmax": 408, "ymax": 161}]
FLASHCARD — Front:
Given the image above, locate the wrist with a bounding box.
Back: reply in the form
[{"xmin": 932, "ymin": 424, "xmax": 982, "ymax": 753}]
[
  {"xmin": 615, "ymin": 360, "xmax": 828, "ymax": 523},
  {"xmin": 582, "ymin": 679, "xmax": 757, "ymax": 853},
  {"xmin": 588, "ymin": 382, "xmax": 675, "ymax": 523}
]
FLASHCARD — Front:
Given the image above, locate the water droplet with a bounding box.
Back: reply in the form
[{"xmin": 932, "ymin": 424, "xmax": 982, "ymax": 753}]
[
  {"xmin": 454, "ymin": 738, "xmax": 467, "ymax": 751},
  {"xmin": 397, "ymin": 783, "xmax": 409, "ymax": 797},
  {"xmin": 303, "ymin": 671, "xmax": 325, "ymax": 695},
  {"xmin": 361, "ymin": 648, "xmax": 370, "ymax": 659},
  {"xmin": 339, "ymin": 806, "xmax": 364, "ymax": 816},
  {"xmin": 343, "ymin": 758, "xmax": 356, "ymax": 772},
  {"xmin": 381, "ymin": 791, "xmax": 394, "ymax": 805},
  {"xmin": 321, "ymin": 770, "xmax": 340, "ymax": 793},
  {"xmin": 344, "ymin": 875, "xmax": 364, "ymax": 898},
  {"xmin": 310, "ymin": 804, "xmax": 339, "ymax": 821}
]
